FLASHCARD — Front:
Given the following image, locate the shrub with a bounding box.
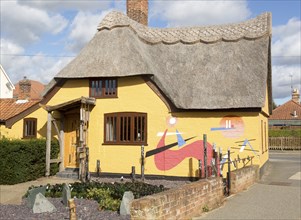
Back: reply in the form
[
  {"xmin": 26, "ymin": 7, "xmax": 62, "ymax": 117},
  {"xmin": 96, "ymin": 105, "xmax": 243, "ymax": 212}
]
[
  {"xmin": 0, "ymin": 138, "xmax": 59, "ymax": 185},
  {"xmin": 87, "ymin": 188, "xmax": 120, "ymax": 211}
]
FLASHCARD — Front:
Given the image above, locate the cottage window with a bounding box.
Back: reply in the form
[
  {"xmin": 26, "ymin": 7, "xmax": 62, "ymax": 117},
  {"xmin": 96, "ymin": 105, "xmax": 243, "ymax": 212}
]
[
  {"xmin": 23, "ymin": 118, "xmax": 37, "ymax": 138},
  {"xmin": 104, "ymin": 112, "xmax": 147, "ymax": 145},
  {"xmin": 90, "ymin": 78, "xmax": 117, "ymax": 98}
]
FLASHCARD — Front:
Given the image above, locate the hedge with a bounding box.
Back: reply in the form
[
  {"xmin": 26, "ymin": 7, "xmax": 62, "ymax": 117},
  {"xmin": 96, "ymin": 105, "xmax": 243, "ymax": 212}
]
[
  {"xmin": 269, "ymin": 129, "xmax": 301, "ymax": 138},
  {"xmin": 0, "ymin": 138, "xmax": 59, "ymax": 185}
]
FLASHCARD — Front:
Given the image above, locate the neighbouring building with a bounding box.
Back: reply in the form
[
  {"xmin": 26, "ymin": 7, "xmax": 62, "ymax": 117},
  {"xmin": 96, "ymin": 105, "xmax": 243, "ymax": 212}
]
[
  {"xmin": 13, "ymin": 77, "xmax": 45, "ymax": 100},
  {"xmin": 0, "ymin": 64, "xmax": 15, "ymax": 98},
  {"xmin": 1, "ymin": 0, "xmax": 272, "ymax": 179},
  {"xmin": 0, "ymin": 77, "xmax": 44, "ymax": 139},
  {"xmin": 269, "ymin": 89, "xmax": 301, "ymax": 128}
]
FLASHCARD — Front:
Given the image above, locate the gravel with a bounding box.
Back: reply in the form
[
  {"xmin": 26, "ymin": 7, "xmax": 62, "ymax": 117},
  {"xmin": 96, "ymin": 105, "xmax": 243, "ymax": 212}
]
[
  {"xmin": 0, "ymin": 177, "xmax": 190, "ymax": 220},
  {"xmin": 0, "ymin": 198, "xmax": 130, "ymax": 220}
]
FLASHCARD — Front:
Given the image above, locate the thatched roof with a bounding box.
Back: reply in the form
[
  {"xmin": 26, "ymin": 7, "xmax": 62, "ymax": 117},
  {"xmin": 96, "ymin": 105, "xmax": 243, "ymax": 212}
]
[{"xmin": 53, "ymin": 11, "xmax": 272, "ymax": 111}]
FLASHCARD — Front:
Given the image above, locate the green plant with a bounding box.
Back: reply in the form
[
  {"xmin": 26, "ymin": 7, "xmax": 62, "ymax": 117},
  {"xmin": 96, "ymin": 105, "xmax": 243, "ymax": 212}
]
[
  {"xmin": 87, "ymin": 188, "xmax": 121, "ymax": 211},
  {"xmin": 0, "ymin": 138, "xmax": 59, "ymax": 185},
  {"xmin": 202, "ymin": 205, "xmax": 209, "ymax": 212}
]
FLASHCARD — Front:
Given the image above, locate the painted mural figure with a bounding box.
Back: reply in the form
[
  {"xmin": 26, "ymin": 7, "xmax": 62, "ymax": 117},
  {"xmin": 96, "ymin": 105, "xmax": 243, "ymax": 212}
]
[{"xmin": 146, "ymin": 117, "xmax": 213, "ymax": 176}]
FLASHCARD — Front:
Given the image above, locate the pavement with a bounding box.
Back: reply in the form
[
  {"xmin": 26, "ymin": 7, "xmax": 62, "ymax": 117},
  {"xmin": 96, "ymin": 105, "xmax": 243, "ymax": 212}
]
[
  {"xmin": 194, "ymin": 151, "xmax": 301, "ymax": 220},
  {"xmin": 0, "ymin": 176, "xmax": 77, "ymax": 205}
]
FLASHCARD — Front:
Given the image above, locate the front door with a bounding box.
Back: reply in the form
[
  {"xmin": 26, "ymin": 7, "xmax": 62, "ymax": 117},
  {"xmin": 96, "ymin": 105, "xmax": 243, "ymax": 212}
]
[{"xmin": 64, "ymin": 114, "xmax": 79, "ymax": 168}]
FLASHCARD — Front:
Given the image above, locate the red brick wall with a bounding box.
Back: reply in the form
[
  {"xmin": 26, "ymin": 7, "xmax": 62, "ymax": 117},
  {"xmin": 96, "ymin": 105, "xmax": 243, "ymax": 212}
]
[
  {"xmin": 230, "ymin": 165, "xmax": 259, "ymax": 194},
  {"xmin": 126, "ymin": 0, "xmax": 148, "ymax": 26},
  {"xmin": 130, "ymin": 178, "xmax": 224, "ymax": 220}
]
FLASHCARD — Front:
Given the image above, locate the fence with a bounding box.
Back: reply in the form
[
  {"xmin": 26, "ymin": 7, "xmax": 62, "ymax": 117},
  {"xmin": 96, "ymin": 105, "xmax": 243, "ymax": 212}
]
[{"xmin": 269, "ymin": 137, "xmax": 301, "ymax": 150}]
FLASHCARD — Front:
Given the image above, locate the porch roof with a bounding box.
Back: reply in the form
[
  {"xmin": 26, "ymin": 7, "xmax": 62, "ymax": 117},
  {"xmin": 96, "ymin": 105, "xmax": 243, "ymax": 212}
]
[{"xmin": 45, "ymin": 96, "xmax": 96, "ymax": 112}]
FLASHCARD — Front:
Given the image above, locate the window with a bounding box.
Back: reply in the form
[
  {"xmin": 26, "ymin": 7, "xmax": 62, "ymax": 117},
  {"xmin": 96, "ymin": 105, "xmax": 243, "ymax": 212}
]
[
  {"xmin": 90, "ymin": 78, "xmax": 117, "ymax": 98},
  {"xmin": 261, "ymin": 120, "xmax": 264, "ymax": 154},
  {"xmin": 23, "ymin": 118, "xmax": 37, "ymax": 138},
  {"xmin": 104, "ymin": 112, "xmax": 147, "ymax": 145}
]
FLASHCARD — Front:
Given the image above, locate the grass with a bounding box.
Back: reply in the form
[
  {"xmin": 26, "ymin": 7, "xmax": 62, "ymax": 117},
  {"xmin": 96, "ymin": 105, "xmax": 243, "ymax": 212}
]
[{"xmin": 269, "ymin": 129, "xmax": 301, "ymax": 138}]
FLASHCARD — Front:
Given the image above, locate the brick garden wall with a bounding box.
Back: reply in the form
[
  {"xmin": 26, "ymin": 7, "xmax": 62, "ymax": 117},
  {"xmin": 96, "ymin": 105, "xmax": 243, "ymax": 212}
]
[
  {"xmin": 230, "ymin": 165, "xmax": 259, "ymax": 194},
  {"xmin": 130, "ymin": 178, "xmax": 224, "ymax": 220}
]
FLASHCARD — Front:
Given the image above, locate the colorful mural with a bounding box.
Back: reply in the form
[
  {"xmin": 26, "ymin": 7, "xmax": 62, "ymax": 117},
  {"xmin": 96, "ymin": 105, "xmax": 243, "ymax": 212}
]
[
  {"xmin": 146, "ymin": 117, "xmax": 214, "ymax": 173},
  {"xmin": 211, "ymin": 115, "xmax": 244, "ymax": 138}
]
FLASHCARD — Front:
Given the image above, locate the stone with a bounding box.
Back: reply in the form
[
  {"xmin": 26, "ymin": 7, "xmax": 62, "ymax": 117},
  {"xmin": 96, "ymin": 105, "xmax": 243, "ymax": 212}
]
[
  {"xmin": 32, "ymin": 193, "xmax": 57, "ymax": 214},
  {"xmin": 62, "ymin": 183, "xmax": 71, "ymax": 206},
  {"xmin": 120, "ymin": 191, "xmax": 134, "ymax": 216},
  {"xmin": 26, "ymin": 186, "xmax": 46, "ymax": 209}
]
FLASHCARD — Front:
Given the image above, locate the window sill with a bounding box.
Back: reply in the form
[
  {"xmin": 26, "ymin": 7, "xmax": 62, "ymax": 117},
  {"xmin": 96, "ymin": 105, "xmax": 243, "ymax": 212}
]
[{"xmin": 102, "ymin": 143, "xmax": 148, "ymax": 146}]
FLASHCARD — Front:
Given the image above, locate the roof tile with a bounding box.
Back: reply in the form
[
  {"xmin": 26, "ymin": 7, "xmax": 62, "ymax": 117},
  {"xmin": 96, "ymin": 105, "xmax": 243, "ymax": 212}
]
[{"xmin": 0, "ymin": 99, "xmax": 39, "ymax": 121}]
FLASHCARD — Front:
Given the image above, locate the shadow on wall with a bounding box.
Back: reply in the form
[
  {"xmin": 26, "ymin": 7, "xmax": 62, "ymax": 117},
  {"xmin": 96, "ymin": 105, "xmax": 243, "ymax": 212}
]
[
  {"xmin": 189, "ymin": 158, "xmax": 200, "ymax": 181},
  {"xmin": 38, "ymin": 122, "xmax": 59, "ymax": 140}
]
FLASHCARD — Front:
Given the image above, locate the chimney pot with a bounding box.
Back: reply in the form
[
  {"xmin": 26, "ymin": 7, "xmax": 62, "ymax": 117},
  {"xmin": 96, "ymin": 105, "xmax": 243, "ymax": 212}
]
[{"xmin": 292, "ymin": 89, "xmax": 300, "ymax": 104}]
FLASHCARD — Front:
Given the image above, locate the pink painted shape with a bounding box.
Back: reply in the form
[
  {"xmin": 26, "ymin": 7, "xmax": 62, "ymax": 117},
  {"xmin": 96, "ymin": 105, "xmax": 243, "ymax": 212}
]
[{"xmin": 154, "ymin": 130, "xmax": 213, "ymax": 173}]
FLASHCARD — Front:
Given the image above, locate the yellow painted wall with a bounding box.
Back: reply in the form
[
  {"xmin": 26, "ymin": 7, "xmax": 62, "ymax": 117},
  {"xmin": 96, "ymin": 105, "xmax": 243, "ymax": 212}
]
[
  {"xmin": 2, "ymin": 76, "xmax": 269, "ymax": 177},
  {"xmin": 0, "ymin": 107, "xmax": 48, "ymax": 139}
]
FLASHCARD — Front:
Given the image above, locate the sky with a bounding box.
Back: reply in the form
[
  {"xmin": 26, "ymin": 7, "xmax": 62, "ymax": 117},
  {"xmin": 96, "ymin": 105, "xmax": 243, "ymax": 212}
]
[{"xmin": 0, "ymin": 0, "xmax": 300, "ymax": 106}]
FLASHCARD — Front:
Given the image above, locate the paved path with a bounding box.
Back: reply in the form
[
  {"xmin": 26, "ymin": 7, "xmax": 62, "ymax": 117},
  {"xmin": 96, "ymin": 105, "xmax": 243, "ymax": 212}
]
[
  {"xmin": 0, "ymin": 176, "xmax": 77, "ymax": 205},
  {"xmin": 194, "ymin": 151, "xmax": 301, "ymax": 220}
]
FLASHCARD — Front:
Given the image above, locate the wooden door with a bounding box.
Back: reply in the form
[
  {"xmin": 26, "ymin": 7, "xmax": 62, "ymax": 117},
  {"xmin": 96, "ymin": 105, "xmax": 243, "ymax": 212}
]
[{"xmin": 64, "ymin": 115, "xmax": 79, "ymax": 168}]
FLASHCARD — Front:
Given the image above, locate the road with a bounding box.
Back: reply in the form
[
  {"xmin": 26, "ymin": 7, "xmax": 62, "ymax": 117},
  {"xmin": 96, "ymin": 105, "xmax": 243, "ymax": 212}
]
[{"xmin": 194, "ymin": 151, "xmax": 301, "ymax": 220}]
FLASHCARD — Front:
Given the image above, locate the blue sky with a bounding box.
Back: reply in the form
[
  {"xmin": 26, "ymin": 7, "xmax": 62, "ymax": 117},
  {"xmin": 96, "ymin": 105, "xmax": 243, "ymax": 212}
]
[{"xmin": 1, "ymin": 0, "xmax": 300, "ymax": 105}]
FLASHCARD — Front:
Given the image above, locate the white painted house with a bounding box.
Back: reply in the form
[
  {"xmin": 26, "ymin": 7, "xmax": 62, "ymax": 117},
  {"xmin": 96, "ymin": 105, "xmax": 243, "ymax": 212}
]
[{"xmin": 0, "ymin": 65, "xmax": 15, "ymax": 98}]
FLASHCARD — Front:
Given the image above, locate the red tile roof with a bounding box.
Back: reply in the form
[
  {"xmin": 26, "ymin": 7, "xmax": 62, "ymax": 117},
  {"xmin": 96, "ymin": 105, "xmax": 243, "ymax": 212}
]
[
  {"xmin": 0, "ymin": 99, "xmax": 39, "ymax": 121},
  {"xmin": 13, "ymin": 80, "xmax": 45, "ymax": 100},
  {"xmin": 270, "ymin": 100, "xmax": 301, "ymax": 120}
]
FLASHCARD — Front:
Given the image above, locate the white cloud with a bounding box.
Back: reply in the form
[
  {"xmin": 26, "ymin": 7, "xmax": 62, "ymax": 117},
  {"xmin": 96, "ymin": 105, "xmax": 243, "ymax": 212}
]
[
  {"xmin": 0, "ymin": 38, "xmax": 24, "ymax": 55},
  {"xmin": 17, "ymin": 0, "xmax": 111, "ymax": 12},
  {"xmin": 272, "ymin": 18, "xmax": 301, "ymax": 66},
  {"xmin": 151, "ymin": 0, "xmax": 251, "ymax": 27},
  {"xmin": 66, "ymin": 10, "xmax": 111, "ymax": 52},
  {"xmin": 272, "ymin": 65, "xmax": 301, "ymax": 100},
  {"xmin": 1, "ymin": 0, "xmax": 68, "ymax": 46},
  {"xmin": 1, "ymin": 38, "xmax": 72, "ymax": 84},
  {"xmin": 1, "ymin": 52, "xmax": 73, "ymax": 84},
  {"xmin": 271, "ymin": 17, "xmax": 301, "ymax": 104}
]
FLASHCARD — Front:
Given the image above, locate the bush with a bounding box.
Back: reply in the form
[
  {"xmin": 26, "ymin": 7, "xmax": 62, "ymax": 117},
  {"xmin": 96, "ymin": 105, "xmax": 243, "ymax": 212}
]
[{"xmin": 0, "ymin": 138, "xmax": 59, "ymax": 185}]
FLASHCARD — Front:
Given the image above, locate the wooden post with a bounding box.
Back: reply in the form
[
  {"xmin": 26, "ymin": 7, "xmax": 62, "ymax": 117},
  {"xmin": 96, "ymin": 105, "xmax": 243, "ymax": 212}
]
[
  {"xmin": 141, "ymin": 145, "xmax": 145, "ymax": 181},
  {"xmin": 59, "ymin": 114, "xmax": 65, "ymax": 172},
  {"xmin": 45, "ymin": 112, "xmax": 52, "ymax": 177},
  {"xmin": 97, "ymin": 160, "xmax": 100, "ymax": 177},
  {"xmin": 68, "ymin": 199, "xmax": 77, "ymax": 220},
  {"xmin": 203, "ymin": 134, "xmax": 207, "ymax": 178},
  {"xmin": 131, "ymin": 166, "xmax": 136, "ymax": 181},
  {"xmin": 79, "ymin": 105, "xmax": 85, "ymax": 182},
  {"xmin": 227, "ymin": 147, "xmax": 231, "ymax": 196}
]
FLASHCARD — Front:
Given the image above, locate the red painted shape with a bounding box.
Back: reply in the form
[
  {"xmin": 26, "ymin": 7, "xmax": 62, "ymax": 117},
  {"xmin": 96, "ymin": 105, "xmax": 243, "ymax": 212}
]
[{"xmin": 154, "ymin": 130, "xmax": 213, "ymax": 172}]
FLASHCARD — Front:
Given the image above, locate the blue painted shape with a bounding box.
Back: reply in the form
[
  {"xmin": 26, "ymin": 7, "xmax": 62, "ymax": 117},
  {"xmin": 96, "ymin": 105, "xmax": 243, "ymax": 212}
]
[
  {"xmin": 244, "ymin": 139, "xmax": 258, "ymax": 156},
  {"xmin": 176, "ymin": 129, "xmax": 186, "ymax": 147},
  {"xmin": 210, "ymin": 127, "xmax": 234, "ymax": 131}
]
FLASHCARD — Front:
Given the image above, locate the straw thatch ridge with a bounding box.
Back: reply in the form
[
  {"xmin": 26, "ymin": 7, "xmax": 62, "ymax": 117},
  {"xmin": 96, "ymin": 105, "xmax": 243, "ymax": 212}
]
[
  {"xmin": 52, "ymin": 11, "xmax": 272, "ymax": 111},
  {"xmin": 97, "ymin": 11, "xmax": 271, "ymax": 44}
]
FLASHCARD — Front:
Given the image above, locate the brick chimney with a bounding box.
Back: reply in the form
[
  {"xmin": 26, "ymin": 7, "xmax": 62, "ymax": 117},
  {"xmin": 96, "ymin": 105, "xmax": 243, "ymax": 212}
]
[
  {"xmin": 19, "ymin": 76, "xmax": 31, "ymax": 100},
  {"xmin": 292, "ymin": 89, "xmax": 300, "ymax": 104},
  {"xmin": 127, "ymin": 0, "xmax": 148, "ymax": 26}
]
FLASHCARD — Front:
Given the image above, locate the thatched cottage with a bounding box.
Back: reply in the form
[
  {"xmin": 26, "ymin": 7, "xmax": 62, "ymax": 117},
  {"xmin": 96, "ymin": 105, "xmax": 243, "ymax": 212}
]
[{"xmin": 2, "ymin": 0, "xmax": 272, "ymax": 180}]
